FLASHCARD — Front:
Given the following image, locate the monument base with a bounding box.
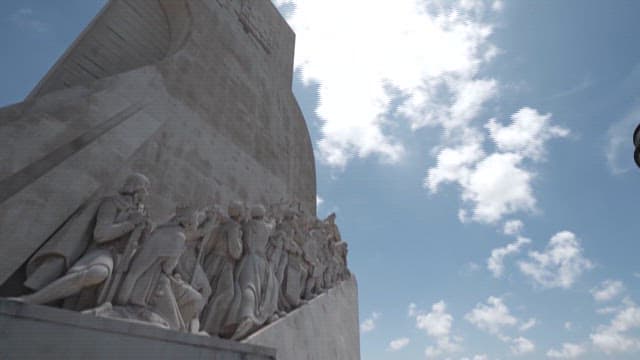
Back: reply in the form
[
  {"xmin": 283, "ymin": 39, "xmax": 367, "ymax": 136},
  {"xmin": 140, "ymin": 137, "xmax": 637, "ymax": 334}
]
[
  {"xmin": 245, "ymin": 276, "xmax": 361, "ymax": 360},
  {"xmin": 0, "ymin": 300, "xmax": 275, "ymax": 360}
]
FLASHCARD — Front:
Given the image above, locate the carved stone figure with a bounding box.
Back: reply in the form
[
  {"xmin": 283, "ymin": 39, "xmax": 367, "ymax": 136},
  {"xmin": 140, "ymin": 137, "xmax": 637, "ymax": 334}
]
[
  {"xmin": 279, "ymin": 210, "xmax": 307, "ymax": 310},
  {"xmin": 13, "ymin": 173, "xmax": 151, "ymax": 309},
  {"xmin": 200, "ymin": 201, "xmax": 244, "ymax": 337},
  {"xmin": 302, "ymin": 221, "xmax": 323, "ymax": 299},
  {"xmin": 267, "ymin": 209, "xmax": 298, "ymax": 313},
  {"xmin": 6, "ymin": 188, "xmax": 352, "ymax": 340},
  {"xmin": 229, "ymin": 205, "xmax": 279, "ymax": 340},
  {"xmin": 113, "ymin": 206, "xmax": 204, "ymax": 332}
]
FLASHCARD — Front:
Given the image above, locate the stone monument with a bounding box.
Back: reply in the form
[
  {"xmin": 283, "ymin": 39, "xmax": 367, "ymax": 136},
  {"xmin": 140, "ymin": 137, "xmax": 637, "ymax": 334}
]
[{"xmin": 0, "ymin": 1, "xmax": 360, "ymax": 359}]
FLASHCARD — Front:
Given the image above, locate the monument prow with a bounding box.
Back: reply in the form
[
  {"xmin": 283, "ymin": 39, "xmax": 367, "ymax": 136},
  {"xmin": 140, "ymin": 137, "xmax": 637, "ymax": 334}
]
[
  {"xmin": 0, "ymin": 0, "xmax": 315, "ymax": 285},
  {"xmin": 0, "ymin": 1, "xmax": 359, "ymax": 359}
]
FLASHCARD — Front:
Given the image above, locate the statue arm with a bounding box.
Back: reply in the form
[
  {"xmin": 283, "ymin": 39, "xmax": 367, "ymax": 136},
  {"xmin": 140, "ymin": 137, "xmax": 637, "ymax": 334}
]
[{"xmin": 93, "ymin": 200, "xmax": 137, "ymax": 244}]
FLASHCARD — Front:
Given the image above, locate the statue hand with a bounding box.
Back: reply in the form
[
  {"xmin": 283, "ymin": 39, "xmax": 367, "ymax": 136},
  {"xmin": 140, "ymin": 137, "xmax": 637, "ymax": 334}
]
[{"xmin": 128, "ymin": 212, "xmax": 146, "ymax": 226}]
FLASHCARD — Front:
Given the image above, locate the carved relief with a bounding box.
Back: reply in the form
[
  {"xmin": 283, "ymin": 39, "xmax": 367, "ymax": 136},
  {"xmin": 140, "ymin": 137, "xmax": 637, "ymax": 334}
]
[{"xmin": 7, "ymin": 174, "xmax": 351, "ymax": 340}]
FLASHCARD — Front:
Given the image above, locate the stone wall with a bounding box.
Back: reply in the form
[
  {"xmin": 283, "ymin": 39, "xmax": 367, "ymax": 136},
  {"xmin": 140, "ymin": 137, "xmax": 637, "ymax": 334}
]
[
  {"xmin": 245, "ymin": 277, "xmax": 361, "ymax": 360},
  {"xmin": 0, "ymin": 299, "xmax": 275, "ymax": 360}
]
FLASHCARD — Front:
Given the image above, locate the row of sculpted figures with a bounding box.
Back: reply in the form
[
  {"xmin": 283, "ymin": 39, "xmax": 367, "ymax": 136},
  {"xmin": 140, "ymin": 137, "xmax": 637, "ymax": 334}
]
[{"xmin": 7, "ymin": 174, "xmax": 350, "ymax": 340}]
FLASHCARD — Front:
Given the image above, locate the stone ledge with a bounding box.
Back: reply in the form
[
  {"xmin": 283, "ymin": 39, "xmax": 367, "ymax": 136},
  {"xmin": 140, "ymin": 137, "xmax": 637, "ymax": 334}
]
[{"xmin": 0, "ymin": 299, "xmax": 276, "ymax": 359}]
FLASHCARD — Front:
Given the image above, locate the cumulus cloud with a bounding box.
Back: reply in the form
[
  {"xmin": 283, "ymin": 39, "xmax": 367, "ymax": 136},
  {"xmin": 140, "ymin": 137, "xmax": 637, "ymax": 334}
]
[
  {"xmin": 465, "ymin": 297, "xmax": 536, "ymax": 354},
  {"xmin": 360, "ymin": 312, "xmax": 380, "ymax": 333},
  {"xmin": 591, "ymin": 298, "xmax": 640, "ymax": 354},
  {"xmin": 412, "ymin": 301, "xmax": 462, "ymax": 359},
  {"xmin": 503, "ymin": 219, "xmax": 524, "ymax": 235},
  {"xmin": 546, "ymin": 343, "xmax": 586, "ymax": 359},
  {"xmin": 427, "ymin": 107, "xmax": 568, "ymax": 224},
  {"xmin": 387, "ymin": 337, "xmax": 410, "ymax": 351},
  {"xmin": 274, "ymin": 1, "xmax": 569, "ymax": 227},
  {"xmin": 487, "ymin": 236, "xmax": 531, "ymax": 277},
  {"xmin": 273, "ymin": 0, "xmax": 501, "ymax": 168},
  {"xmin": 510, "ymin": 336, "xmax": 535, "ymax": 355},
  {"xmin": 518, "ymin": 231, "xmax": 593, "ymax": 289},
  {"xmin": 465, "ymin": 296, "xmax": 517, "ymax": 335},
  {"xmin": 591, "ymin": 280, "xmax": 625, "ymax": 302},
  {"xmin": 485, "ymin": 107, "xmax": 569, "ymax": 161}
]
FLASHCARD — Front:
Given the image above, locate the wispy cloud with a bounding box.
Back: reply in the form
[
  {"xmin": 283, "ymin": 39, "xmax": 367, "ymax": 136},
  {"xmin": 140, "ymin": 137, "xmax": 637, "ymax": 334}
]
[
  {"xmin": 9, "ymin": 8, "xmax": 48, "ymax": 33},
  {"xmin": 519, "ymin": 317, "xmax": 537, "ymax": 332},
  {"xmin": 360, "ymin": 312, "xmax": 381, "ymax": 333},
  {"xmin": 387, "ymin": 337, "xmax": 410, "ymax": 351},
  {"xmin": 605, "ymin": 105, "xmax": 640, "ymax": 175},
  {"xmin": 591, "ymin": 280, "xmax": 625, "ymax": 303},
  {"xmin": 547, "ymin": 342, "xmax": 586, "ymax": 359},
  {"xmin": 547, "ymin": 76, "xmax": 593, "ymax": 100}
]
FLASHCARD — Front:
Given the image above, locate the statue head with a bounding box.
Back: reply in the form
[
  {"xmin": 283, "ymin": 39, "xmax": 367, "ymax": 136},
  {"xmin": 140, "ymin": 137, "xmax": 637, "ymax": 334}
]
[
  {"xmin": 120, "ymin": 173, "xmax": 150, "ymax": 204},
  {"xmin": 174, "ymin": 205, "xmax": 200, "ymax": 233},
  {"xmin": 228, "ymin": 201, "xmax": 244, "ymax": 219},
  {"xmin": 325, "ymin": 212, "xmax": 336, "ymax": 224},
  {"xmin": 250, "ymin": 205, "xmax": 266, "ymax": 219}
]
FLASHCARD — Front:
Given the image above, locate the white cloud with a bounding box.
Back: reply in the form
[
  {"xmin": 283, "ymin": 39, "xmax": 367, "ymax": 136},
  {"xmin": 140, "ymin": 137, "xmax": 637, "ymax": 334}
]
[
  {"xmin": 465, "ymin": 296, "xmax": 517, "ymax": 335},
  {"xmin": 414, "ymin": 301, "xmax": 462, "ymax": 359},
  {"xmin": 546, "ymin": 343, "xmax": 586, "ymax": 359},
  {"xmin": 591, "ymin": 298, "xmax": 640, "ymax": 354},
  {"xmin": 388, "ymin": 337, "xmax": 410, "ymax": 351},
  {"xmin": 564, "ymin": 321, "xmax": 573, "ymax": 330},
  {"xmin": 427, "ymin": 141, "xmax": 486, "ymax": 193},
  {"xmin": 510, "ymin": 336, "xmax": 535, "ymax": 355},
  {"xmin": 9, "ymin": 8, "xmax": 48, "ymax": 33},
  {"xmin": 417, "ymin": 301, "xmax": 454, "ymax": 338},
  {"xmin": 591, "ymin": 280, "xmax": 625, "ymax": 302},
  {"xmin": 461, "ymin": 355, "xmax": 488, "ymax": 360},
  {"xmin": 485, "ymin": 107, "xmax": 569, "ymax": 161},
  {"xmin": 274, "ymin": 0, "xmax": 501, "ymax": 168},
  {"xmin": 518, "ymin": 231, "xmax": 593, "ymax": 289},
  {"xmin": 463, "ymin": 153, "xmax": 536, "ymax": 223},
  {"xmin": 460, "ymin": 261, "xmax": 481, "ymax": 277},
  {"xmin": 360, "ymin": 312, "xmax": 380, "ymax": 333},
  {"xmin": 519, "ymin": 318, "xmax": 537, "ymax": 332},
  {"xmin": 427, "ymin": 107, "xmax": 568, "ymax": 224},
  {"xmin": 408, "ymin": 303, "xmax": 418, "ymax": 317},
  {"xmin": 487, "ymin": 236, "xmax": 531, "ymax": 277},
  {"xmin": 503, "ymin": 219, "xmax": 524, "ymax": 235},
  {"xmin": 596, "ymin": 306, "xmax": 621, "ymax": 315},
  {"xmin": 316, "ymin": 195, "xmax": 324, "ymax": 207}
]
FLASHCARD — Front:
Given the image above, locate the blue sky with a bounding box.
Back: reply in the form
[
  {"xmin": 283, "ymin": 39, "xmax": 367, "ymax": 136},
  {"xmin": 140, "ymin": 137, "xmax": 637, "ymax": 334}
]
[{"xmin": 3, "ymin": 1, "xmax": 640, "ymax": 359}]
